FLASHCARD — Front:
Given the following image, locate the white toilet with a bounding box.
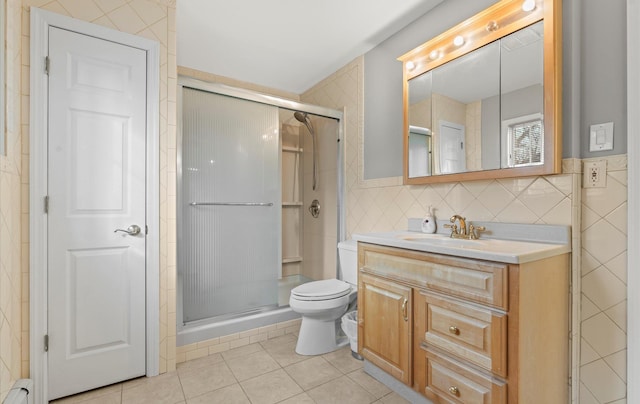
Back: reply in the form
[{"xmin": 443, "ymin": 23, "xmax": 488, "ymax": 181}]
[{"xmin": 289, "ymin": 240, "xmax": 358, "ymax": 355}]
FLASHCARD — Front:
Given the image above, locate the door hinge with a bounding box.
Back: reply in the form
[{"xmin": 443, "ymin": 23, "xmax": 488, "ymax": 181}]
[
  {"xmin": 44, "ymin": 335, "xmax": 49, "ymax": 352},
  {"xmin": 145, "ymin": 225, "xmax": 148, "ymax": 235},
  {"xmin": 44, "ymin": 196, "xmax": 49, "ymax": 213},
  {"xmin": 45, "ymin": 56, "xmax": 50, "ymax": 75}
]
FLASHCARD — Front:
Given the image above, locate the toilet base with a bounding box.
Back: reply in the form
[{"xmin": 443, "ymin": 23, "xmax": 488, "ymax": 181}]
[{"xmin": 295, "ymin": 317, "xmax": 349, "ymax": 355}]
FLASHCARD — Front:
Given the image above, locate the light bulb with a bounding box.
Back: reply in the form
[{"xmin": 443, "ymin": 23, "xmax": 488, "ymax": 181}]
[
  {"xmin": 406, "ymin": 61, "xmax": 415, "ymax": 71},
  {"xmin": 453, "ymin": 36, "xmax": 465, "ymax": 47},
  {"xmin": 522, "ymin": 0, "xmax": 536, "ymax": 12},
  {"xmin": 429, "ymin": 50, "xmax": 441, "ymax": 60}
]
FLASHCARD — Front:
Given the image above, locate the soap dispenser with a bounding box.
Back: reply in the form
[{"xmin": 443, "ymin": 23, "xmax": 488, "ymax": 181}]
[{"xmin": 421, "ymin": 206, "xmax": 437, "ymax": 234}]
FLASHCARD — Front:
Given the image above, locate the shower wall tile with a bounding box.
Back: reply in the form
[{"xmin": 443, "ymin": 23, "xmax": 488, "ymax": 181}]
[
  {"xmin": 301, "ymin": 60, "xmax": 359, "ymax": 281},
  {"xmin": 177, "ymin": 66, "xmax": 301, "ymax": 102}
]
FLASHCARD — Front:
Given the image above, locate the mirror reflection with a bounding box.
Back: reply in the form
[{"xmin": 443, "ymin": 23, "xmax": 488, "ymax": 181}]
[{"xmin": 407, "ymin": 21, "xmax": 544, "ymax": 178}]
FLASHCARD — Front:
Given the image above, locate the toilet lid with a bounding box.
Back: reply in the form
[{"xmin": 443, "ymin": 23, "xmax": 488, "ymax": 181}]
[{"xmin": 291, "ymin": 279, "xmax": 352, "ymax": 301}]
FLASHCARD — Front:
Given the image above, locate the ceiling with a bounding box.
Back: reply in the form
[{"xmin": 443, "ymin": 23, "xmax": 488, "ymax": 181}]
[{"xmin": 176, "ymin": 0, "xmax": 444, "ymax": 94}]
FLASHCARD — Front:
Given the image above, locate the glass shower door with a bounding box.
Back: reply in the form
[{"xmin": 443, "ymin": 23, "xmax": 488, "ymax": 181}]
[{"xmin": 180, "ymin": 88, "xmax": 281, "ymax": 323}]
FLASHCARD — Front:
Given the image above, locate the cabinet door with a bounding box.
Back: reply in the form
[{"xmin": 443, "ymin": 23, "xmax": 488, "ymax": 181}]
[{"xmin": 358, "ymin": 273, "xmax": 412, "ymax": 384}]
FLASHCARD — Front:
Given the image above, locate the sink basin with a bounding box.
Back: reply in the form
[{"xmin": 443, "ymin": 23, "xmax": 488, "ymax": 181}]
[
  {"xmin": 354, "ymin": 226, "xmax": 571, "ymax": 264},
  {"xmin": 395, "ymin": 233, "xmax": 448, "ymax": 241},
  {"xmin": 393, "ymin": 231, "xmax": 564, "ymax": 255},
  {"xmin": 399, "ymin": 233, "xmax": 486, "ymax": 247}
]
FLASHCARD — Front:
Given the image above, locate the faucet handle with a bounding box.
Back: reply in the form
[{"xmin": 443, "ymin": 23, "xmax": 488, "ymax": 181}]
[
  {"xmin": 469, "ymin": 224, "xmax": 487, "ymax": 240},
  {"xmin": 443, "ymin": 223, "xmax": 458, "ymax": 237}
]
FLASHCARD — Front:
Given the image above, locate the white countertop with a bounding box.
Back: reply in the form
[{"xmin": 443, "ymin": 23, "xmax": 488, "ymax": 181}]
[{"xmin": 352, "ymin": 230, "xmax": 572, "ymax": 264}]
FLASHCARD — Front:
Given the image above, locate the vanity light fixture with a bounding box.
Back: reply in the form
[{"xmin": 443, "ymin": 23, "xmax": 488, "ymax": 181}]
[
  {"xmin": 453, "ymin": 35, "xmax": 465, "ymax": 47},
  {"xmin": 522, "ymin": 0, "xmax": 536, "ymax": 12},
  {"xmin": 406, "ymin": 61, "xmax": 416, "ymax": 71}
]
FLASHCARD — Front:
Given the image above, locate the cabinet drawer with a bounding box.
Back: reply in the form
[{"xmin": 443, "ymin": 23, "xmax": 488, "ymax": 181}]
[
  {"xmin": 424, "ymin": 349, "xmax": 506, "ymax": 404},
  {"xmin": 359, "ymin": 243, "xmax": 508, "ymax": 309},
  {"xmin": 421, "ymin": 291, "xmax": 507, "ymax": 377}
]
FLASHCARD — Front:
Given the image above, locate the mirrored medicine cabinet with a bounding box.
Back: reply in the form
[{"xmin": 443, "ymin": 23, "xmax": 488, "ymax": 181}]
[{"xmin": 398, "ymin": 0, "xmax": 562, "ymax": 184}]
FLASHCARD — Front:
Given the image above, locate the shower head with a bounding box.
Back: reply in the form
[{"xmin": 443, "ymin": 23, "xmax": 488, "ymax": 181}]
[
  {"xmin": 294, "ymin": 111, "xmax": 308, "ymax": 123},
  {"xmin": 294, "ymin": 111, "xmax": 314, "ymax": 135},
  {"xmin": 293, "ymin": 111, "xmax": 318, "ymax": 191}
]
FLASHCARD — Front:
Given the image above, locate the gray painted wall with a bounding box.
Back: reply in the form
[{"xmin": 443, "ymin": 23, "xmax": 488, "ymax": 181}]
[
  {"xmin": 363, "ymin": 0, "xmax": 627, "ymax": 179},
  {"xmin": 363, "ymin": 0, "xmax": 495, "ymax": 179},
  {"xmin": 581, "ymin": 0, "xmax": 627, "ymax": 158}
]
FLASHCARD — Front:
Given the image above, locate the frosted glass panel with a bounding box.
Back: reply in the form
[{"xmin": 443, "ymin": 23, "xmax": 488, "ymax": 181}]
[{"xmin": 180, "ymin": 88, "xmax": 281, "ymax": 322}]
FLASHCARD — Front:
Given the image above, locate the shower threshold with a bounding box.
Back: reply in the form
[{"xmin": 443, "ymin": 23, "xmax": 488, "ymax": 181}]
[
  {"xmin": 177, "ymin": 274, "xmax": 312, "ymax": 346},
  {"xmin": 183, "ymin": 304, "xmax": 281, "ymax": 328}
]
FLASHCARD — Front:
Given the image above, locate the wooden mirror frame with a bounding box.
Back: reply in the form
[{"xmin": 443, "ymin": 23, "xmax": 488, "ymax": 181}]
[{"xmin": 398, "ymin": 0, "xmax": 562, "ymax": 184}]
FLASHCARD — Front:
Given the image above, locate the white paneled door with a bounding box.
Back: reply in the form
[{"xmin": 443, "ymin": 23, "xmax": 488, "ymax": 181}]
[
  {"xmin": 47, "ymin": 26, "xmax": 148, "ymax": 400},
  {"xmin": 438, "ymin": 120, "xmax": 466, "ymax": 174}
]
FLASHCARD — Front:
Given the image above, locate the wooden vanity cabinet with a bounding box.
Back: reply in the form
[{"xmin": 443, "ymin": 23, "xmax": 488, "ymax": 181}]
[{"xmin": 357, "ymin": 242, "xmax": 570, "ymax": 404}]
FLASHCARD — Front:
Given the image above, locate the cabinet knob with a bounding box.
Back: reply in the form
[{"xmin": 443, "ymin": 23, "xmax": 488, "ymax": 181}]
[
  {"xmin": 448, "ymin": 386, "xmax": 460, "ymax": 396},
  {"xmin": 449, "ymin": 326, "xmax": 460, "ymax": 335}
]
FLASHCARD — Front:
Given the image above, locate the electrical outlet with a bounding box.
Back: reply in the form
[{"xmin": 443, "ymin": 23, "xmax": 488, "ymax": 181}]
[{"xmin": 583, "ymin": 160, "xmax": 607, "ymax": 188}]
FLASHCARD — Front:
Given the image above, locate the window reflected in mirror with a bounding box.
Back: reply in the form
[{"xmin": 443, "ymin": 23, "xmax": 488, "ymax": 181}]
[{"xmin": 500, "ymin": 21, "xmax": 544, "ymax": 168}]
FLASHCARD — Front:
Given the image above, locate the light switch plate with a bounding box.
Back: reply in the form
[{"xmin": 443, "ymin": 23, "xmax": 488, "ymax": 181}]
[
  {"xmin": 583, "ymin": 160, "xmax": 607, "ymax": 188},
  {"xmin": 589, "ymin": 122, "xmax": 614, "ymax": 152}
]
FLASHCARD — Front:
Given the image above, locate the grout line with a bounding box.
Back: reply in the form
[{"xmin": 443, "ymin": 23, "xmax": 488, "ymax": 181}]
[{"xmin": 174, "ymin": 366, "xmax": 188, "ymax": 404}]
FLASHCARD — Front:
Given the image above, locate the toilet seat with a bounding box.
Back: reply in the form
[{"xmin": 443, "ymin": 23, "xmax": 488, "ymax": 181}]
[{"xmin": 291, "ymin": 279, "xmax": 352, "ymax": 301}]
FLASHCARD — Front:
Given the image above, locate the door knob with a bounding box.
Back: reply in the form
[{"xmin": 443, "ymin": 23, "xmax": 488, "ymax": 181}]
[{"xmin": 114, "ymin": 224, "xmax": 141, "ymax": 236}]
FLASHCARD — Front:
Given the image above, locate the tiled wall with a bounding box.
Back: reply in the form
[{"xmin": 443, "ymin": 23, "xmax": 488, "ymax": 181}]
[
  {"xmin": 300, "ymin": 116, "xmax": 339, "ymax": 281},
  {"xmin": 11, "ymin": 0, "xmax": 177, "ymax": 388},
  {"xmin": 0, "ymin": 0, "xmax": 25, "ymax": 399},
  {"xmin": 302, "ymin": 56, "xmax": 628, "ymax": 403},
  {"xmin": 580, "ymin": 156, "xmax": 627, "ymax": 403}
]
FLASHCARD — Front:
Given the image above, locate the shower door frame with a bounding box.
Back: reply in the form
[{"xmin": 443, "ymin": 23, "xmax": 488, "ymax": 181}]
[{"xmin": 176, "ymin": 77, "xmax": 345, "ymax": 338}]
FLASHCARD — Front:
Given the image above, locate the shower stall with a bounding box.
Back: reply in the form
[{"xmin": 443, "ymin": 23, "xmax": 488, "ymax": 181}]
[{"xmin": 177, "ymin": 78, "xmax": 344, "ymax": 345}]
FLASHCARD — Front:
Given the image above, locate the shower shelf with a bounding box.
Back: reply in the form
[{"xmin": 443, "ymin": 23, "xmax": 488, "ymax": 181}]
[
  {"xmin": 282, "ymin": 201, "xmax": 303, "ymax": 206},
  {"xmin": 282, "ymin": 256, "xmax": 303, "ymax": 264},
  {"xmin": 282, "ymin": 146, "xmax": 303, "ymax": 153}
]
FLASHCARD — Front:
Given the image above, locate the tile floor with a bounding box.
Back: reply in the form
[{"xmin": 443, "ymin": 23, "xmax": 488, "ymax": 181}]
[{"xmin": 51, "ymin": 334, "xmax": 410, "ymax": 404}]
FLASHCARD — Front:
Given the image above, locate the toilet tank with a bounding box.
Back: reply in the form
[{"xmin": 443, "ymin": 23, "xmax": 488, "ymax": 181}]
[{"xmin": 338, "ymin": 240, "xmax": 358, "ymax": 286}]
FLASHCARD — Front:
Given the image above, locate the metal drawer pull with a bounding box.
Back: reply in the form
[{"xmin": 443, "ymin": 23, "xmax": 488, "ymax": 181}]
[
  {"xmin": 401, "ymin": 298, "xmax": 408, "ymax": 321},
  {"xmin": 449, "ymin": 326, "xmax": 460, "ymax": 335},
  {"xmin": 448, "ymin": 386, "xmax": 460, "ymax": 396}
]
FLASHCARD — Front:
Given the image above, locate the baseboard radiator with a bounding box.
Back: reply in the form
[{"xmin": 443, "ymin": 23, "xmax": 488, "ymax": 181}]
[{"xmin": 3, "ymin": 380, "xmax": 33, "ymax": 404}]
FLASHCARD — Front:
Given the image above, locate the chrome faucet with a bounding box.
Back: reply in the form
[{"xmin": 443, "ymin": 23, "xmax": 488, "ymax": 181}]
[{"xmin": 444, "ymin": 215, "xmax": 487, "ymax": 240}]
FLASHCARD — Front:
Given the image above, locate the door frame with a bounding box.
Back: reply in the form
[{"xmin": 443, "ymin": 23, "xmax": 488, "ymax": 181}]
[
  {"xmin": 29, "ymin": 8, "xmax": 160, "ymax": 403},
  {"xmin": 627, "ymin": 0, "xmax": 639, "ymax": 401}
]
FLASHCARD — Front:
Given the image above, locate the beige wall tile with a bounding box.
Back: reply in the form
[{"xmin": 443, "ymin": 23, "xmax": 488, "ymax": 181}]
[{"xmin": 580, "ymin": 359, "xmax": 626, "ymax": 403}]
